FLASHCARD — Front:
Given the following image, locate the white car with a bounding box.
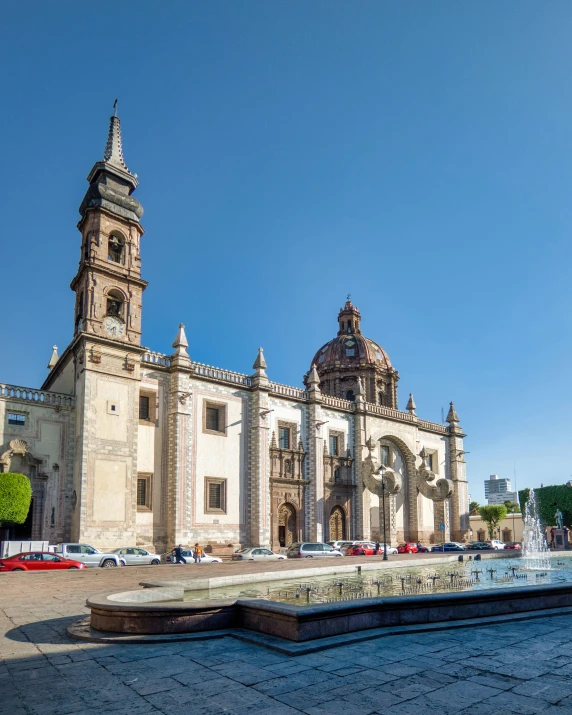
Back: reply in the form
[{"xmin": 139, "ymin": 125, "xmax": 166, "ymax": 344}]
[
  {"xmin": 489, "ymin": 540, "xmax": 506, "ymax": 550},
  {"xmin": 113, "ymin": 547, "xmax": 162, "ymax": 566},
  {"xmin": 162, "ymin": 549, "xmax": 222, "ymax": 564},
  {"xmin": 327, "ymin": 540, "xmax": 358, "ymax": 555},
  {"xmin": 232, "ymin": 547, "xmax": 286, "ymax": 561}
]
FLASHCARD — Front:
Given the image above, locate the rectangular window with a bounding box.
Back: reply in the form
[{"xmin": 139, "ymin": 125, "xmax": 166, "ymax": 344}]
[
  {"xmin": 279, "ymin": 426, "xmax": 291, "ymax": 450},
  {"xmin": 329, "ymin": 435, "xmax": 339, "ymax": 456},
  {"xmin": 8, "ymin": 413, "xmax": 25, "ymax": 426},
  {"xmin": 203, "ymin": 402, "xmax": 226, "ymax": 435},
  {"xmin": 345, "ymin": 348, "xmax": 355, "ymax": 356},
  {"xmin": 205, "ymin": 477, "xmax": 226, "ymax": 513},
  {"xmin": 380, "ymin": 445, "xmax": 390, "ymax": 465},
  {"xmin": 137, "ymin": 475, "xmax": 152, "ymax": 510},
  {"xmin": 426, "ymin": 453, "xmax": 434, "ymax": 471},
  {"xmin": 139, "ymin": 395, "xmax": 150, "ymax": 420}
]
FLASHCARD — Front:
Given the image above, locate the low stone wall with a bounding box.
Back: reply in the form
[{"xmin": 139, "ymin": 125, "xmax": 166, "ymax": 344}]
[{"xmin": 87, "ymin": 578, "xmax": 572, "ymax": 642}]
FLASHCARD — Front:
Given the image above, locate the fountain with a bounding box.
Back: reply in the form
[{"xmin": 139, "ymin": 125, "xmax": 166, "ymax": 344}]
[{"xmin": 522, "ymin": 488, "xmax": 551, "ymax": 570}]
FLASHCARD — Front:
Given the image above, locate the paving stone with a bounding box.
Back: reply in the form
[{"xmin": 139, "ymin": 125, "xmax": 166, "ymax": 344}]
[
  {"xmin": 467, "ymin": 672, "xmax": 523, "ymax": 691},
  {"xmin": 510, "ymin": 676, "xmax": 572, "ymax": 703},
  {"xmin": 480, "ymin": 691, "xmax": 551, "ymax": 714}
]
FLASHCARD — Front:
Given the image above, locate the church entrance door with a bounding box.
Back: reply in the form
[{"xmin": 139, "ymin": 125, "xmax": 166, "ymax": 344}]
[
  {"xmin": 278, "ymin": 503, "xmax": 297, "ymax": 547},
  {"xmin": 329, "ymin": 506, "xmax": 346, "ymax": 541}
]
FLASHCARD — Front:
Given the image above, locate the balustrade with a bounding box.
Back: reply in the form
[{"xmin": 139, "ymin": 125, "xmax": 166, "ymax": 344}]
[{"xmin": 0, "ymin": 384, "xmax": 74, "ymax": 407}]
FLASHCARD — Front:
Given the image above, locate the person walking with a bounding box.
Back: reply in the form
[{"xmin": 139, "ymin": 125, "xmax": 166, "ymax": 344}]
[
  {"xmin": 193, "ymin": 543, "xmax": 203, "ymax": 563},
  {"xmin": 173, "ymin": 544, "xmax": 186, "ymax": 565},
  {"xmin": 374, "ymin": 541, "xmax": 380, "ymax": 556}
]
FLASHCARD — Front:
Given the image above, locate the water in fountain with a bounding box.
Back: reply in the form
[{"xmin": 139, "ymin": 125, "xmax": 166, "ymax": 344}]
[{"xmin": 522, "ymin": 488, "xmax": 551, "ymax": 570}]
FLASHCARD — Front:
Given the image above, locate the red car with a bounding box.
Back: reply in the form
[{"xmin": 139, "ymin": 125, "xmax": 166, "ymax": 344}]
[
  {"xmin": 505, "ymin": 542, "xmax": 522, "ymax": 550},
  {"xmin": 397, "ymin": 542, "xmax": 419, "ymax": 554},
  {"xmin": 345, "ymin": 542, "xmax": 377, "ymax": 556},
  {"xmin": 0, "ymin": 552, "xmax": 87, "ymax": 572}
]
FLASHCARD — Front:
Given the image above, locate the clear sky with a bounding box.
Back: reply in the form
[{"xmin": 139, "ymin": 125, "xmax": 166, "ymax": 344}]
[{"xmin": 1, "ymin": 2, "xmax": 571, "ymax": 503}]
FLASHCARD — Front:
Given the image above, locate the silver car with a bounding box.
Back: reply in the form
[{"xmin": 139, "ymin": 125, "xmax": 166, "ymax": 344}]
[
  {"xmin": 113, "ymin": 547, "xmax": 161, "ymax": 566},
  {"xmin": 232, "ymin": 548, "xmax": 286, "ymax": 561},
  {"xmin": 286, "ymin": 542, "xmax": 343, "ymax": 558},
  {"xmin": 54, "ymin": 543, "xmax": 121, "ymax": 568}
]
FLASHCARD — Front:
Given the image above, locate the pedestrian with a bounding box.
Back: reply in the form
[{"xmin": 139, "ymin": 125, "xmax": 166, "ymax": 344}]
[
  {"xmin": 193, "ymin": 543, "xmax": 203, "ymax": 563},
  {"xmin": 374, "ymin": 541, "xmax": 380, "ymax": 555},
  {"xmin": 173, "ymin": 544, "xmax": 186, "ymax": 565}
]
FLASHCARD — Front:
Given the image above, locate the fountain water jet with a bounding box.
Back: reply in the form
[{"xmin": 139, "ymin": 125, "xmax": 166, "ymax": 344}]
[{"xmin": 523, "ymin": 489, "xmax": 551, "ymax": 570}]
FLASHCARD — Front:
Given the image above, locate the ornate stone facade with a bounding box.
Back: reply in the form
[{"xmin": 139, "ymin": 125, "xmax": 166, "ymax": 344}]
[{"xmin": 0, "ymin": 111, "xmax": 470, "ymax": 551}]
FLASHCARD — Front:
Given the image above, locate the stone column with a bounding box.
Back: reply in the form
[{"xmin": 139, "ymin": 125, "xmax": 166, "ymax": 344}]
[
  {"xmin": 166, "ymin": 325, "xmax": 193, "ymax": 546},
  {"xmin": 249, "ymin": 348, "xmax": 271, "ymax": 547},
  {"xmin": 353, "ymin": 378, "xmax": 368, "ymax": 540},
  {"xmin": 307, "ymin": 365, "xmax": 325, "ymax": 542},
  {"xmin": 446, "ymin": 402, "xmax": 469, "ymax": 542}
]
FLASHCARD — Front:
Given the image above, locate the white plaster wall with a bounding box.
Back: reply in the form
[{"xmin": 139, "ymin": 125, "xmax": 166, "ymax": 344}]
[{"xmin": 192, "ymin": 383, "xmax": 248, "ymax": 537}]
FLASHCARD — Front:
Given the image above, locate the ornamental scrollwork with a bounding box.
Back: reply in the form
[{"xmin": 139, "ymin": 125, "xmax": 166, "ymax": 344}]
[{"xmin": 417, "ymin": 447, "xmax": 453, "ymax": 501}]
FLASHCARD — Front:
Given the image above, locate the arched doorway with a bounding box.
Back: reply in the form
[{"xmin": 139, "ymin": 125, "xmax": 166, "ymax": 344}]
[
  {"xmin": 329, "ymin": 506, "xmax": 346, "ymax": 541},
  {"xmin": 278, "ymin": 503, "xmax": 297, "ymax": 547}
]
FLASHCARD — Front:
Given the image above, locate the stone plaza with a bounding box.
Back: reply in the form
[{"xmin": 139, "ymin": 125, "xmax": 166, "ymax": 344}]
[{"xmin": 4, "ymin": 563, "xmax": 572, "ymax": 714}]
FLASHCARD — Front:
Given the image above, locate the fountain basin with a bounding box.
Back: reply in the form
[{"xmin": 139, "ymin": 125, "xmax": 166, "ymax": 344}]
[{"xmin": 87, "ymin": 580, "xmax": 572, "ymax": 642}]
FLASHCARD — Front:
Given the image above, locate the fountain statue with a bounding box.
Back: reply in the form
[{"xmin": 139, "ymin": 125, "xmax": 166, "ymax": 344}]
[{"xmin": 522, "ymin": 489, "xmax": 551, "ymax": 570}]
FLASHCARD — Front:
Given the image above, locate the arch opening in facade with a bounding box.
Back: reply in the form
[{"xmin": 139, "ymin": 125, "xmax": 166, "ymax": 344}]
[
  {"xmin": 329, "ymin": 505, "xmax": 346, "ymax": 541},
  {"xmin": 278, "ymin": 502, "xmax": 297, "ymax": 548}
]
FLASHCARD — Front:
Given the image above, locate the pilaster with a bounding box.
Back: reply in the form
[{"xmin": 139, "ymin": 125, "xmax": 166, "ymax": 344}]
[
  {"xmin": 249, "ymin": 349, "xmax": 271, "ymax": 547},
  {"xmin": 353, "ymin": 384, "xmax": 367, "ymax": 540},
  {"xmin": 306, "ymin": 365, "xmax": 324, "ymax": 542},
  {"xmin": 446, "ymin": 402, "xmax": 469, "ymax": 542}
]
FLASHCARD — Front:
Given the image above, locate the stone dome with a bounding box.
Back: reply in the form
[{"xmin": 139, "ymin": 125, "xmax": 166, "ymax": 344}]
[
  {"xmin": 310, "ymin": 300, "xmax": 392, "ymax": 371},
  {"xmin": 307, "ymin": 300, "xmax": 398, "ymax": 407}
]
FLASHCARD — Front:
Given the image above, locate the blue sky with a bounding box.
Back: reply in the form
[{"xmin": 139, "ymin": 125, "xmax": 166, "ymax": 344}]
[{"xmin": 1, "ymin": 2, "xmax": 571, "ymax": 502}]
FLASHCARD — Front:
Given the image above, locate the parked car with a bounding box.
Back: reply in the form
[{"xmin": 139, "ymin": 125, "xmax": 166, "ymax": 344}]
[
  {"xmin": 431, "ymin": 542, "xmax": 466, "ymax": 552},
  {"xmin": 329, "ymin": 541, "xmax": 359, "ymax": 555},
  {"xmin": 0, "ymin": 552, "xmax": 87, "ymax": 572},
  {"xmin": 113, "ymin": 547, "xmax": 162, "ymax": 566},
  {"xmin": 161, "ymin": 549, "xmax": 222, "ymax": 564},
  {"xmin": 488, "ymin": 540, "xmax": 506, "ymax": 550},
  {"xmin": 231, "ymin": 548, "xmax": 286, "ymax": 561},
  {"xmin": 397, "ymin": 542, "xmax": 419, "ymax": 554},
  {"xmin": 505, "ymin": 542, "xmax": 522, "ymax": 550},
  {"xmin": 54, "ymin": 543, "xmax": 122, "ymax": 567},
  {"xmin": 345, "ymin": 542, "xmax": 397, "ymax": 556},
  {"xmin": 286, "ymin": 542, "xmax": 343, "ymax": 558},
  {"xmin": 468, "ymin": 542, "xmax": 494, "ymax": 551}
]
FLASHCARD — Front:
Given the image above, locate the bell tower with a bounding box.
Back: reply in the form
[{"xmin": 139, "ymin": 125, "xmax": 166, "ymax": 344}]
[{"xmin": 70, "ymin": 105, "xmax": 146, "ymax": 344}]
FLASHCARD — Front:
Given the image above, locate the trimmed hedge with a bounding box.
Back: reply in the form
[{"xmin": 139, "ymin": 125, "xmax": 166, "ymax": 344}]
[
  {"xmin": 519, "ymin": 485, "xmax": 572, "ymax": 527},
  {"xmin": 0, "ymin": 472, "xmax": 32, "ymax": 525}
]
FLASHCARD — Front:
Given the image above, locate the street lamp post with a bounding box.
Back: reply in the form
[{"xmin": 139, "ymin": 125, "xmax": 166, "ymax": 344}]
[{"xmin": 378, "ymin": 465, "xmax": 388, "ymax": 561}]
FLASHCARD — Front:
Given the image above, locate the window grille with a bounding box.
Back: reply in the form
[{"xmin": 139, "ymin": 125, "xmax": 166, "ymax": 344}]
[
  {"xmin": 8, "ymin": 413, "xmax": 25, "ymax": 426},
  {"xmin": 329, "ymin": 435, "xmax": 339, "ymax": 456},
  {"xmin": 206, "ymin": 407, "xmax": 219, "ymax": 431},
  {"xmin": 137, "ymin": 479, "xmax": 147, "ymax": 506},
  {"xmin": 209, "ymin": 482, "xmax": 222, "ymax": 510},
  {"xmin": 279, "ymin": 427, "xmax": 290, "ymax": 450},
  {"xmin": 139, "ymin": 396, "xmax": 150, "ymax": 420}
]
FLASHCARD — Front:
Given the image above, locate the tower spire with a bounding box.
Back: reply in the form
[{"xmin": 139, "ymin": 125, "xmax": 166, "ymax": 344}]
[{"xmin": 103, "ymin": 103, "xmax": 130, "ymax": 173}]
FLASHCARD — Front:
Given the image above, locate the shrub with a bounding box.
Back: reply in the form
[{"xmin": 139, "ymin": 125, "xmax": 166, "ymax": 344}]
[
  {"xmin": 519, "ymin": 485, "xmax": 572, "ymax": 527},
  {"xmin": 0, "ymin": 472, "xmax": 32, "ymax": 525}
]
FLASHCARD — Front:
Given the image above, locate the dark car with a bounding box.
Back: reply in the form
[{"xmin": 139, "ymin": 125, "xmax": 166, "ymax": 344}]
[
  {"xmin": 431, "ymin": 542, "xmax": 466, "ymax": 552},
  {"xmin": 468, "ymin": 542, "xmax": 494, "ymax": 551}
]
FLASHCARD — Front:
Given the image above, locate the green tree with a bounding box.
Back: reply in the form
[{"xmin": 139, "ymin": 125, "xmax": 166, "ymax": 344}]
[
  {"xmin": 469, "ymin": 501, "xmax": 480, "ymax": 515},
  {"xmin": 0, "ymin": 472, "xmax": 32, "ymax": 526},
  {"xmin": 503, "ymin": 500, "xmax": 521, "ymax": 513},
  {"xmin": 478, "ymin": 504, "xmax": 508, "ymax": 539}
]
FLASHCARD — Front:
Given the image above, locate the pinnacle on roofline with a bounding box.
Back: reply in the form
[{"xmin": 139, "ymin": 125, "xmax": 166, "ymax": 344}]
[{"xmin": 103, "ymin": 101, "xmax": 130, "ymax": 173}]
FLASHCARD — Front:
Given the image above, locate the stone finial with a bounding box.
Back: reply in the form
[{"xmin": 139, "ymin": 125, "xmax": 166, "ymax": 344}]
[
  {"xmin": 419, "ymin": 446, "xmax": 427, "ymax": 463},
  {"xmin": 355, "ymin": 376, "xmax": 364, "ymax": 395},
  {"xmin": 172, "ymin": 324, "xmax": 189, "ymax": 357},
  {"xmin": 307, "ymin": 363, "xmax": 320, "ymax": 386},
  {"xmin": 103, "ymin": 108, "xmax": 130, "ymax": 173},
  {"xmin": 252, "ymin": 347, "xmax": 267, "ymax": 375},
  {"xmin": 270, "ymin": 431, "xmax": 277, "ymax": 448},
  {"xmin": 47, "ymin": 345, "xmax": 59, "ymax": 370},
  {"xmin": 446, "ymin": 402, "xmax": 460, "ymax": 424},
  {"xmin": 406, "ymin": 393, "xmax": 417, "ymax": 414},
  {"xmin": 323, "ymin": 441, "xmax": 328, "ymax": 455}
]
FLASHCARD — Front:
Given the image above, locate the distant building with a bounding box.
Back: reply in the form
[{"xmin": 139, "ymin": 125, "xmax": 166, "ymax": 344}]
[
  {"xmin": 485, "ymin": 475, "xmax": 516, "ymax": 505},
  {"xmin": 469, "ymin": 513, "xmax": 523, "ymax": 543}
]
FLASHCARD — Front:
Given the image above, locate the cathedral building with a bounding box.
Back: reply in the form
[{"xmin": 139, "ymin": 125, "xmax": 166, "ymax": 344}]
[{"xmin": 0, "ymin": 112, "xmax": 470, "ymax": 551}]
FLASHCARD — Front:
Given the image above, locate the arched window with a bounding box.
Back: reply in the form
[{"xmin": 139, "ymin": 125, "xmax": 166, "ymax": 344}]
[
  {"xmin": 334, "ymin": 467, "xmax": 341, "ymax": 483},
  {"xmin": 75, "ymin": 291, "xmax": 84, "ymax": 332},
  {"xmin": 378, "ymin": 392, "xmax": 384, "ymax": 406},
  {"xmin": 346, "ymin": 389, "xmax": 355, "ymax": 402},
  {"xmin": 108, "ymin": 233, "xmax": 125, "ymax": 264},
  {"xmin": 106, "ymin": 289, "xmax": 125, "ymax": 319}
]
